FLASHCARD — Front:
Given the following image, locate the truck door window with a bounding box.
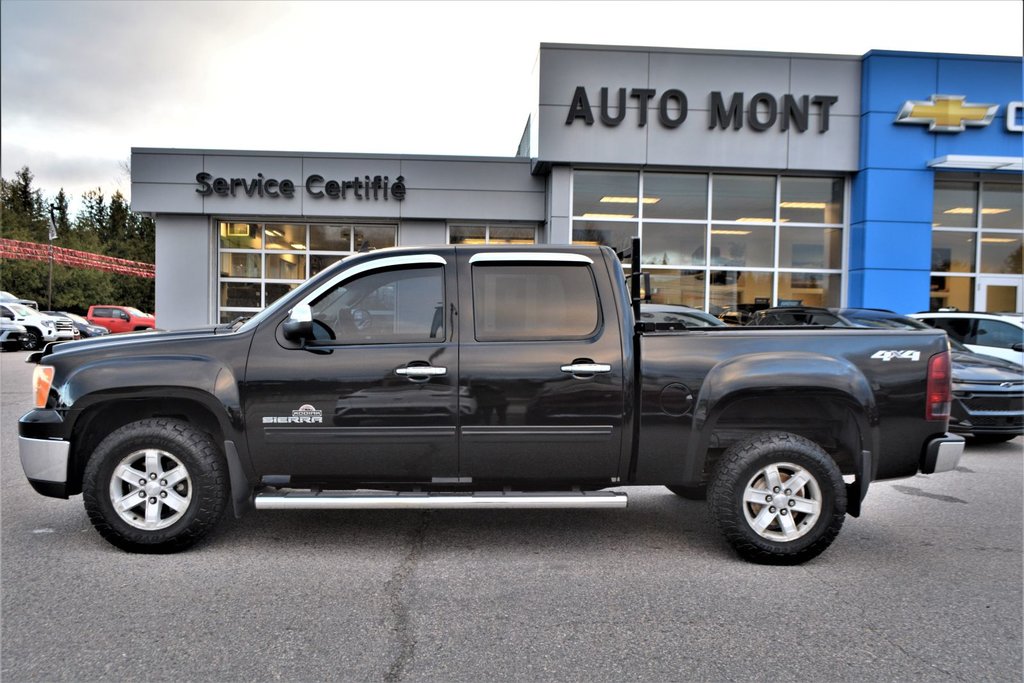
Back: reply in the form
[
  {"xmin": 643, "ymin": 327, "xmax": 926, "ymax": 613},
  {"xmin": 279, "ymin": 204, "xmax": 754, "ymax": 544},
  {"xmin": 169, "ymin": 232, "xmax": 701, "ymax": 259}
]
[
  {"xmin": 471, "ymin": 264, "xmax": 600, "ymax": 341},
  {"xmin": 309, "ymin": 265, "xmax": 444, "ymax": 344}
]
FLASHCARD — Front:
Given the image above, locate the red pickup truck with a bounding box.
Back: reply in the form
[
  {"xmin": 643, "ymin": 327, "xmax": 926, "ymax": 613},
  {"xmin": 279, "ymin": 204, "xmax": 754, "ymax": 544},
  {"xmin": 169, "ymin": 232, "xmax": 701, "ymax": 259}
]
[{"xmin": 86, "ymin": 305, "xmax": 156, "ymax": 334}]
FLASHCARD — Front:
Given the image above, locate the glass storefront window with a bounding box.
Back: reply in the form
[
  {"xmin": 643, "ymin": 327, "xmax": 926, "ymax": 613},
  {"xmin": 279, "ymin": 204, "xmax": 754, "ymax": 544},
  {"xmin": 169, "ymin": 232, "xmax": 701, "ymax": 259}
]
[
  {"xmin": 930, "ymin": 276, "xmax": 973, "ymax": 311},
  {"xmin": 266, "ymin": 253, "xmax": 306, "ymax": 280},
  {"xmin": 981, "ymin": 182, "xmax": 1023, "ymax": 229},
  {"xmin": 572, "ymin": 220, "xmax": 638, "ymax": 253},
  {"xmin": 265, "ymin": 283, "xmax": 299, "ymax": 306},
  {"xmin": 571, "ymin": 171, "xmax": 846, "ymax": 312},
  {"xmin": 218, "ymin": 221, "xmax": 396, "ymax": 323},
  {"xmin": 647, "ymin": 270, "xmax": 705, "ymax": 308},
  {"xmin": 930, "ymin": 178, "xmax": 1023, "ymax": 311},
  {"xmin": 310, "ymin": 225, "xmax": 352, "ymax": 251},
  {"xmin": 932, "ymin": 181, "xmax": 978, "ymax": 228},
  {"xmin": 712, "ymin": 175, "xmax": 775, "ymax": 223},
  {"xmin": 220, "ymin": 223, "xmax": 261, "ymax": 249},
  {"xmin": 708, "ymin": 271, "xmax": 773, "ymax": 313},
  {"xmin": 450, "ymin": 225, "xmax": 486, "ymax": 244},
  {"xmin": 311, "ymin": 254, "xmax": 345, "ymax": 276},
  {"xmin": 780, "ymin": 177, "xmax": 843, "ymax": 224},
  {"xmin": 931, "ymin": 231, "xmax": 976, "ymax": 273},
  {"xmin": 220, "ymin": 282, "xmax": 260, "ymax": 308},
  {"xmin": 710, "ymin": 225, "xmax": 774, "ymax": 268},
  {"xmin": 488, "ymin": 226, "xmax": 537, "ymax": 244},
  {"xmin": 643, "ymin": 173, "xmax": 708, "ymax": 220},
  {"xmin": 355, "ymin": 226, "xmax": 397, "ymax": 251},
  {"xmin": 573, "ymin": 171, "xmax": 640, "ymax": 218},
  {"xmin": 981, "ymin": 233, "xmax": 1023, "ymax": 274},
  {"xmin": 778, "ymin": 273, "xmax": 841, "ymax": 308},
  {"xmin": 449, "ymin": 225, "xmax": 537, "ymax": 244},
  {"xmin": 220, "ymin": 253, "xmax": 260, "ymax": 278},
  {"xmin": 265, "ymin": 224, "xmax": 307, "ymax": 250},
  {"xmin": 779, "ymin": 227, "xmax": 842, "ymax": 269},
  {"xmin": 642, "ymin": 223, "xmax": 706, "ymax": 266}
]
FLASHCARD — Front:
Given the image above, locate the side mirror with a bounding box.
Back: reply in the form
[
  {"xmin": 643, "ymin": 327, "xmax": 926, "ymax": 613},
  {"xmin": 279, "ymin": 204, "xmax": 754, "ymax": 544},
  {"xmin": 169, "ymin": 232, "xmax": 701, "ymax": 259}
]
[
  {"xmin": 282, "ymin": 304, "xmax": 313, "ymax": 342},
  {"xmin": 1012, "ymin": 342, "xmax": 1023, "ymax": 352}
]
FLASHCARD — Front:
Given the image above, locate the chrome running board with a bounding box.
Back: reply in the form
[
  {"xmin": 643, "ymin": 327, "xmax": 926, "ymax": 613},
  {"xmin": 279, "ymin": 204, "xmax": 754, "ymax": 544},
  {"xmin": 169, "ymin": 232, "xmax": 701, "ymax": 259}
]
[{"xmin": 254, "ymin": 490, "xmax": 628, "ymax": 510}]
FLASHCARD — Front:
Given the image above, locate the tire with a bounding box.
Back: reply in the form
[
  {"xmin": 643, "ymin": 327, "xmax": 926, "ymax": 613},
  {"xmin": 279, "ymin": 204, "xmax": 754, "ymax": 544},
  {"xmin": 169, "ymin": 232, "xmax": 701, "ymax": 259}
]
[
  {"xmin": 20, "ymin": 328, "xmax": 41, "ymax": 350},
  {"xmin": 665, "ymin": 484, "xmax": 707, "ymax": 500},
  {"xmin": 82, "ymin": 419, "xmax": 228, "ymax": 553},
  {"xmin": 707, "ymin": 432, "xmax": 846, "ymax": 565}
]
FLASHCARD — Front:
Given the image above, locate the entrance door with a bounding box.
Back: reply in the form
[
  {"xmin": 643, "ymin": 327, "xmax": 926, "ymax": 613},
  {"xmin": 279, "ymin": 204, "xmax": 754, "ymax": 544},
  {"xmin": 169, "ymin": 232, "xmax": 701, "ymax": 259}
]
[{"xmin": 977, "ymin": 276, "xmax": 1023, "ymax": 313}]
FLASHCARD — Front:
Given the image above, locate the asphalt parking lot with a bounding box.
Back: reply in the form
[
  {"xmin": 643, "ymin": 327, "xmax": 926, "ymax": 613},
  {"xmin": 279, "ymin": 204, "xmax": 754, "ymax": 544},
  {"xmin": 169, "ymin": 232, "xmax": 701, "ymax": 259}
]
[{"xmin": 1, "ymin": 349, "xmax": 1021, "ymax": 682}]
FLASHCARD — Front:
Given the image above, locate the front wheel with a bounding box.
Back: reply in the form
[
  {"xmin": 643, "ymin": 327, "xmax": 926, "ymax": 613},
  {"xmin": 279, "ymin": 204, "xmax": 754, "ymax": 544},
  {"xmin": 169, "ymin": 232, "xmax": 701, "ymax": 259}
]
[
  {"xmin": 20, "ymin": 328, "xmax": 41, "ymax": 350},
  {"xmin": 707, "ymin": 432, "xmax": 846, "ymax": 565},
  {"xmin": 83, "ymin": 419, "xmax": 228, "ymax": 553}
]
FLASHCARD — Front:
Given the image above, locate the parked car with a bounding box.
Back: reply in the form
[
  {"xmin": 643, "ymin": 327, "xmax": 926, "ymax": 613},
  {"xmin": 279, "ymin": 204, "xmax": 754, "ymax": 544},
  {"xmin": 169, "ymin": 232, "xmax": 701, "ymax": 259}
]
[
  {"xmin": 45, "ymin": 311, "xmax": 106, "ymax": 339},
  {"xmin": 1, "ymin": 290, "xmax": 40, "ymax": 310},
  {"xmin": 639, "ymin": 303, "xmax": 726, "ymax": 330},
  {"xmin": 911, "ymin": 311, "xmax": 1024, "ymax": 365},
  {"xmin": 784, "ymin": 307, "xmax": 1023, "ymax": 443},
  {"xmin": 746, "ymin": 307, "xmax": 848, "ymax": 327},
  {"xmin": 0, "ymin": 302, "xmax": 58, "ymax": 350},
  {"xmin": 38, "ymin": 311, "xmax": 79, "ymax": 342},
  {"xmin": 1, "ymin": 319, "xmax": 27, "ymax": 351},
  {"xmin": 86, "ymin": 305, "xmax": 156, "ymax": 334}
]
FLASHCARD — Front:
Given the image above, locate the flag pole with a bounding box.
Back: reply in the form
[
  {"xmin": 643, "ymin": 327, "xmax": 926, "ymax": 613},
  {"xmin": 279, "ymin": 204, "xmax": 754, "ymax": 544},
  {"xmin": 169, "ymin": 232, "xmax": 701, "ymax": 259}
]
[{"xmin": 47, "ymin": 204, "xmax": 57, "ymax": 310}]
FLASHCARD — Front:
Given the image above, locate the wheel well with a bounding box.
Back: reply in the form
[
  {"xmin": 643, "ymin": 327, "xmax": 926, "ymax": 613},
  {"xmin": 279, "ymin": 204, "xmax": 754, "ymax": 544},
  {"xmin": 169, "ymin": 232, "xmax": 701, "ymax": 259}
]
[
  {"xmin": 67, "ymin": 397, "xmax": 225, "ymax": 495},
  {"xmin": 701, "ymin": 394, "xmax": 863, "ymax": 482}
]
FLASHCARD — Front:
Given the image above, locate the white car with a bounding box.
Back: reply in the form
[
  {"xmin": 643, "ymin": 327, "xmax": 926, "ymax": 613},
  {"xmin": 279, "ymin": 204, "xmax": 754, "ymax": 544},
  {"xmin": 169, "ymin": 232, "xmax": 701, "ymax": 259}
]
[
  {"xmin": 0, "ymin": 319, "xmax": 27, "ymax": 350},
  {"xmin": 0, "ymin": 302, "xmax": 59, "ymax": 350},
  {"xmin": 911, "ymin": 311, "xmax": 1024, "ymax": 365}
]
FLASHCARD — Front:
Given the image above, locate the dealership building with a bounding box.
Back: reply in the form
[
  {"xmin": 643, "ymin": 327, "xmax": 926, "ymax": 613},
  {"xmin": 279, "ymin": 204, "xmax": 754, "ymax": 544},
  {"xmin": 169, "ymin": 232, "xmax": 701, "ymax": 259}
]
[{"xmin": 130, "ymin": 44, "xmax": 1023, "ymax": 330}]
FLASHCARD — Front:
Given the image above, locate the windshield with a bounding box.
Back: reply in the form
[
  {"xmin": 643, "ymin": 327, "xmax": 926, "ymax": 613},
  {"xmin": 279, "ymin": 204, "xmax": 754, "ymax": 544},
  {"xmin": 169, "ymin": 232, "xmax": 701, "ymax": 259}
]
[
  {"xmin": 125, "ymin": 307, "xmax": 149, "ymax": 317},
  {"xmin": 5, "ymin": 303, "xmax": 33, "ymax": 316}
]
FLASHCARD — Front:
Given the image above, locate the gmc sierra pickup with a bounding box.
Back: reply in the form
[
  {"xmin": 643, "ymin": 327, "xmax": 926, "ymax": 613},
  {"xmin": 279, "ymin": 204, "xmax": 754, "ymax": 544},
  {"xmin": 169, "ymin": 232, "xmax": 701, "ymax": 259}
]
[{"xmin": 19, "ymin": 242, "xmax": 964, "ymax": 563}]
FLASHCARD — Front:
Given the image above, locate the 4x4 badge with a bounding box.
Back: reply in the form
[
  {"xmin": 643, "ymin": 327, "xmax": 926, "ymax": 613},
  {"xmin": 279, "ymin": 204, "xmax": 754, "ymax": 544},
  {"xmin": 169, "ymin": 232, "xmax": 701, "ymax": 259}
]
[{"xmin": 871, "ymin": 350, "xmax": 921, "ymax": 362}]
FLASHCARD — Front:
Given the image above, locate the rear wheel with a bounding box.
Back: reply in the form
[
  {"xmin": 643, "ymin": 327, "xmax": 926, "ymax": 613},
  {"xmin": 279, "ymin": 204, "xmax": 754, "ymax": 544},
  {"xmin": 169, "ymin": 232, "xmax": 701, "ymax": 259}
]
[
  {"xmin": 83, "ymin": 419, "xmax": 227, "ymax": 553},
  {"xmin": 708, "ymin": 432, "xmax": 846, "ymax": 565}
]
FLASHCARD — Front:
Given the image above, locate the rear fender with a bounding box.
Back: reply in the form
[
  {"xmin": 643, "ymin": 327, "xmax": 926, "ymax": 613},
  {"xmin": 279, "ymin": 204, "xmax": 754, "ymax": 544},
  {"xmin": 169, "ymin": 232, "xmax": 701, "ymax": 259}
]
[{"xmin": 688, "ymin": 352, "xmax": 879, "ymax": 515}]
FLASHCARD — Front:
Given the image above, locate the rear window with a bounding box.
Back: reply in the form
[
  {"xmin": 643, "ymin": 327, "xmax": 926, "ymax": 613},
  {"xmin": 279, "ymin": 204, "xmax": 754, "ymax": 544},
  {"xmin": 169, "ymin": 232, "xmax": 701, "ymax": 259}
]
[{"xmin": 472, "ymin": 264, "xmax": 600, "ymax": 341}]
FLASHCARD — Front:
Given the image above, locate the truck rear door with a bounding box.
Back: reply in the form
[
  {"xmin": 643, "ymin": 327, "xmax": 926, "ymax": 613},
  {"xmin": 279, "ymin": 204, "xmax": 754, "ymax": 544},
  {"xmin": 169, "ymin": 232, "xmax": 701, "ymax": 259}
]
[{"xmin": 456, "ymin": 250, "xmax": 626, "ymax": 484}]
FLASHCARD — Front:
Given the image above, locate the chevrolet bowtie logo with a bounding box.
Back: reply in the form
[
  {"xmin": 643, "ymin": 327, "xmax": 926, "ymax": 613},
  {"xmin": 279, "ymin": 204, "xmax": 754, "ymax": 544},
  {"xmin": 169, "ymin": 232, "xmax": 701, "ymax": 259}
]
[{"xmin": 895, "ymin": 94, "xmax": 998, "ymax": 132}]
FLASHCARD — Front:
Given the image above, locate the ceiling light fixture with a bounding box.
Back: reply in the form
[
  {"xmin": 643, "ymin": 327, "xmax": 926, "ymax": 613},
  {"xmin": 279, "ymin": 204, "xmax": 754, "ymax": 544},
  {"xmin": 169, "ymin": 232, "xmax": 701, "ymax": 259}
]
[
  {"xmin": 600, "ymin": 196, "xmax": 661, "ymax": 204},
  {"xmin": 779, "ymin": 202, "xmax": 828, "ymax": 209},
  {"xmin": 581, "ymin": 213, "xmax": 636, "ymax": 219}
]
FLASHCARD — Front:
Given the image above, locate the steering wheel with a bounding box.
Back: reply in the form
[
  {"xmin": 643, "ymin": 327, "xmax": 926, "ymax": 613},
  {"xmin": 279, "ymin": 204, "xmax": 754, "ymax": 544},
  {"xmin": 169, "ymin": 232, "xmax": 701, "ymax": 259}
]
[{"xmin": 350, "ymin": 308, "xmax": 372, "ymax": 332}]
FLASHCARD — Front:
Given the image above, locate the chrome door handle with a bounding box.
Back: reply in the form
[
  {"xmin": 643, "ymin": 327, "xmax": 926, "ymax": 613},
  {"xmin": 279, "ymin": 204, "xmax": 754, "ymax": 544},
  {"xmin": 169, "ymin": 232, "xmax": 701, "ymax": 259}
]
[
  {"xmin": 395, "ymin": 366, "xmax": 447, "ymax": 378},
  {"xmin": 560, "ymin": 363, "xmax": 611, "ymax": 374}
]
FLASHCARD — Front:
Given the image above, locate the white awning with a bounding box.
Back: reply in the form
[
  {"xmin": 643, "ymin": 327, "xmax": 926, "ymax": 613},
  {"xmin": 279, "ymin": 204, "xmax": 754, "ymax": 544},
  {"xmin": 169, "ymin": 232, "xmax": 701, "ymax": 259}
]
[{"xmin": 928, "ymin": 155, "xmax": 1023, "ymax": 171}]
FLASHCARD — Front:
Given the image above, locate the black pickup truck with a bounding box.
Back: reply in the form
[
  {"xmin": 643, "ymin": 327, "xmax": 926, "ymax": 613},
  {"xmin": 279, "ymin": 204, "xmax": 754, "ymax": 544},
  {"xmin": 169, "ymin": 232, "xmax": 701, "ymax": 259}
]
[{"xmin": 19, "ymin": 242, "xmax": 964, "ymax": 563}]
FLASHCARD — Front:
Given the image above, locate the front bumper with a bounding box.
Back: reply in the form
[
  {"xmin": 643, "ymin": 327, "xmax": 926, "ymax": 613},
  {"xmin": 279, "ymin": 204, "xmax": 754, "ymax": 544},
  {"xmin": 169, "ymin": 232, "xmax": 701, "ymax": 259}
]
[
  {"xmin": 920, "ymin": 434, "xmax": 966, "ymax": 474},
  {"xmin": 19, "ymin": 409, "xmax": 70, "ymax": 498}
]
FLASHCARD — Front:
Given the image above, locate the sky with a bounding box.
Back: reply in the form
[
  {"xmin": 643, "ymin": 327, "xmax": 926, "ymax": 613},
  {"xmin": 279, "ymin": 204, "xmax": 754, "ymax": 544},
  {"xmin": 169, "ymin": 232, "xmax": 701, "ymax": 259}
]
[{"xmin": 1, "ymin": 0, "xmax": 1022, "ymax": 213}]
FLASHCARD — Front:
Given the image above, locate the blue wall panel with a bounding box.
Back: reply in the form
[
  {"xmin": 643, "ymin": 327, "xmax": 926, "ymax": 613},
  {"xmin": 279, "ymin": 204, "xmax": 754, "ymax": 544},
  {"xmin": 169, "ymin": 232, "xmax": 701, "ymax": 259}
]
[{"xmin": 849, "ymin": 50, "xmax": 1023, "ymax": 313}]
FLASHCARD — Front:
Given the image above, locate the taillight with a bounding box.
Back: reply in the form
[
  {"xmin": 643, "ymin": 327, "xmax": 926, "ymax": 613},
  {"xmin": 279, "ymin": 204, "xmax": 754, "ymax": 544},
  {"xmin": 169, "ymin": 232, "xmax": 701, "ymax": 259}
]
[
  {"xmin": 926, "ymin": 350, "xmax": 951, "ymax": 421},
  {"xmin": 32, "ymin": 365, "xmax": 55, "ymax": 409}
]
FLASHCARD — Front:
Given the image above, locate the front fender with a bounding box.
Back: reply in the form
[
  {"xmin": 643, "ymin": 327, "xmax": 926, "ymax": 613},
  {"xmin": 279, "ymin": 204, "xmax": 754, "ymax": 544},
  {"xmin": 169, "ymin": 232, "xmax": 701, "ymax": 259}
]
[{"xmin": 58, "ymin": 354, "xmax": 243, "ymax": 436}]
